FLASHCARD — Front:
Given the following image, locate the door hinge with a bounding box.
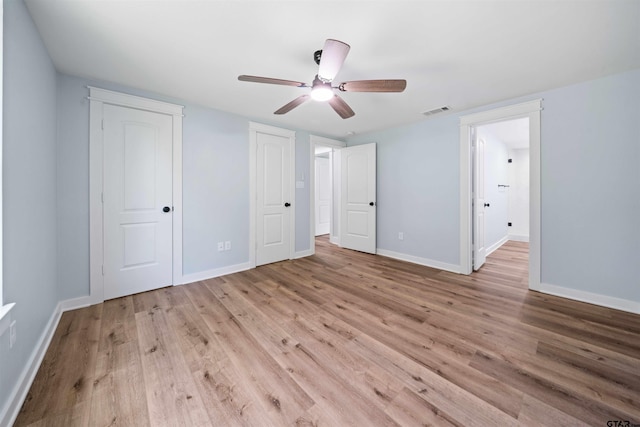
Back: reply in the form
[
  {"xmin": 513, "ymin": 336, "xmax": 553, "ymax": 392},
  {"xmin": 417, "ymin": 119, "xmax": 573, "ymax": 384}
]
[
  {"xmin": 101, "ymin": 119, "xmax": 104, "ymax": 130},
  {"xmin": 101, "ymin": 192, "xmax": 104, "ymax": 203},
  {"xmin": 101, "ymin": 265, "xmax": 104, "ymax": 276}
]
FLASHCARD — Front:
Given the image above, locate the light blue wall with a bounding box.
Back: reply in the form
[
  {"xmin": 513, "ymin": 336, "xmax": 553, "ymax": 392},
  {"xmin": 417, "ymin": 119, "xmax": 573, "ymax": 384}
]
[
  {"xmin": 1, "ymin": 0, "xmax": 59, "ymax": 417},
  {"xmin": 540, "ymin": 69, "xmax": 640, "ymax": 300},
  {"xmin": 348, "ymin": 115, "xmax": 461, "ymax": 265},
  {"xmin": 348, "ymin": 68, "xmax": 640, "ymax": 303},
  {"xmin": 181, "ymin": 103, "xmax": 250, "ymax": 274},
  {"xmin": 56, "ymin": 74, "xmax": 317, "ymax": 298}
]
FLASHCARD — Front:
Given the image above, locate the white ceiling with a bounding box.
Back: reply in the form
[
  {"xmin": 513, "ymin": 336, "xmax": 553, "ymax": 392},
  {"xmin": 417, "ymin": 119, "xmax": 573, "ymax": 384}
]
[
  {"xmin": 24, "ymin": 0, "xmax": 640, "ymax": 139},
  {"xmin": 479, "ymin": 117, "xmax": 529, "ymax": 149}
]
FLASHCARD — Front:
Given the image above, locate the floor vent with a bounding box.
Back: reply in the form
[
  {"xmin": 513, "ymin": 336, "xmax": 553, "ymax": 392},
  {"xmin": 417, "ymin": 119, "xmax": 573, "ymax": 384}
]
[{"xmin": 422, "ymin": 106, "xmax": 450, "ymax": 116}]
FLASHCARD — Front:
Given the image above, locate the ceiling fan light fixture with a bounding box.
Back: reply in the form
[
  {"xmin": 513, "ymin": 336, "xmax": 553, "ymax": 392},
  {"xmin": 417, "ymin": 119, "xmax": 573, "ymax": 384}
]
[
  {"xmin": 310, "ymin": 78, "xmax": 334, "ymax": 102},
  {"xmin": 310, "ymin": 86, "xmax": 334, "ymax": 102}
]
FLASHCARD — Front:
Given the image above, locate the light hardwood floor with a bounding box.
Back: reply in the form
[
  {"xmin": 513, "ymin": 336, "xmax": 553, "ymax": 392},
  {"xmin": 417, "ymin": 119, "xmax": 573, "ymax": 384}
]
[{"xmin": 15, "ymin": 237, "xmax": 640, "ymax": 426}]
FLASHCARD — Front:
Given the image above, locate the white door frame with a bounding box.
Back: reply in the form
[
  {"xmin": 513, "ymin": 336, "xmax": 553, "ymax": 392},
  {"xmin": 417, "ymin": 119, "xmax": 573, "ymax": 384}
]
[
  {"xmin": 89, "ymin": 87, "xmax": 184, "ymax": 304},
  {"xmin": 309, "ymin": 135, "xmax": 346, "ymax": 255},
  {"xmin": 459, "ymin": 99, "xmax": 542, "ymax": 290},
  {"xmin": 249, "ymin": 122, "xmax": 296, "ymax": 267}
]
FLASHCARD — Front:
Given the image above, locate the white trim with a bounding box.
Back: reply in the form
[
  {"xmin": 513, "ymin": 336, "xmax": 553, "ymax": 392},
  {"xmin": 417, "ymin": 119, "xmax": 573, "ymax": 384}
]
[
  {"xmin": 294, "ymin": 249, "xmax": 314, "ymax": 259},
  {"xmin": 87, "ymin": 87, "xmax": 184, "ymax": 116},
  {"xmin": 486, "ymin": 235, "xmax": 509, "ymax": 257},
  {"xmin": 172, "ymin": 110, "xmax": 184, "ymax": 285},
  {"xmin": 1, "ymin": 302, "xmax": 62, "ymax": 427},
  {"xmin": 508, "ymin": 234, "xmax": 529, "ymax": 242},
  {"xmin": 537, "ymin": 283, "xmax": 640, "ymax": 315},
  {"xmin": 0, "ymin": 295, "xmax": 99, "ymax": 427},
  {"xmin": 460, "ymin": 100, "xmax": 542, "ymax": 126},
  {"xmin": 329, "ymin": 236, "xmax": 340, "ymax": 246},
  {"xmin": 249, "ymin": 122, "xmax": 296, "ymax": 268},
  {"xmin": 59, "ymin": 296, "xmax": 93, "ymax": 313},
  {"xmin": 181, "ymin": 262, "xmax": 253, "ymax": 285},
  {"xmin": 0, "ymin": 303, "xmax": 14, "ymax": 336},
  {"xmin": 309, "ymin": 135, "xmax": 346, "ymax": 256},
  {"xmin": 0, "ymin": 1, "xmax": 4, "ymax": 308},
  {"xmin": 89, "ymin": 87, "xmax": 184, "ymax": 304},
  {"xmin": 376, "ymin": 248, "xmax": 461, "ymax": 274},
  {"xmin": 459, "ymin": 99, "xmax": 542, "ymax": 292}
]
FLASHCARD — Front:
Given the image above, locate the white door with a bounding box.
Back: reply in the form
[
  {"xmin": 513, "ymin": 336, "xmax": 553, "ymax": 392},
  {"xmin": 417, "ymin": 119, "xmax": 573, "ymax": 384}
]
[
  {"xmin": 473, "ymin": 137, "xmax": 487, "ymax": 270},
  {"xmin": 340, "ymin": 143, "xmax": 376, "ymax": 254},
  {"xmin": 315, "ymin": 156, "xmax": 331, "ymax": 236},
  {"xmin": 103, "ymin": 104, "xmax": 173, "ymax": 300},
  {"xmin": 256, "ymin": 130, "xmax": 293, "ymax": 266}
]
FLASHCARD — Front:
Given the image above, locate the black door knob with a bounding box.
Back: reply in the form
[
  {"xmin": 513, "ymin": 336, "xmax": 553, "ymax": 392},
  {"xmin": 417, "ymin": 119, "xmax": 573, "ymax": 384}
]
[
  {"xmin": 162, "ymin": 206, "xmax": 171, "ymax": 213},
  {"xmin": 484, "ymin": 203, "xmax": 490, "ymax": 207},
  {"xmin": 284, "ymin": 202, "xmax": 291, "ymax": 207},
  {"xmin": 369, "ymin": 202, "xmax": 375, "ymax": 206}
]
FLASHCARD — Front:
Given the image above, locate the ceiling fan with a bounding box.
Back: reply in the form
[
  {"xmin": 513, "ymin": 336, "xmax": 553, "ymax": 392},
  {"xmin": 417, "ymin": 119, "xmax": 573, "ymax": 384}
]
[{"xmin": 238, "ymin": 39, "xmax": 407, "ymax": 119}]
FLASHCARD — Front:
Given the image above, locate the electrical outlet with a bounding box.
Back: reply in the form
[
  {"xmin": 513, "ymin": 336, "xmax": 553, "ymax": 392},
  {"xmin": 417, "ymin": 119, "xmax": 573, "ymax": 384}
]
[
  {"xmin": 398, "ymin": 232, "xmax": 404, "ymax": 241},
  {"xmin": 224, "ymin": 241, "xmax": 231, "ymax": 251},
  {"xmin": 217, "ymin": 242, "xmax": 224, "ymax": 251},
  {"xmin": 9, "ymin": 320, "xmax": 16, "ymax": 349}
]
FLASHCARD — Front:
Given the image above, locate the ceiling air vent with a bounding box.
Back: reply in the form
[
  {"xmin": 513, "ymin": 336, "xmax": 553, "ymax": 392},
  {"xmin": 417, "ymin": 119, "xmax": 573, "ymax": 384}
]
[{"xmin": 422, "ymin": 106, "xmax": 450, "ymax": 116}]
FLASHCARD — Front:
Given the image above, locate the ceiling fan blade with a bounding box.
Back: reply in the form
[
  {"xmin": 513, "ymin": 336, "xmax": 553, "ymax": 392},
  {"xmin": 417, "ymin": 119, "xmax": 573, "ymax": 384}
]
[
  {"xmin": 238, "ymin": 75, "xmax": 307, "ymax": 87},
  {"xmin": 317, "ymin": 39, "xmax": 350, "ymax": 82},
  {"xmin": 328, "ymin": 95, "xmax": 355, "ymax": 119},
  {"xmin": 339, "ymin": 79, "xmax": 407, "ymax": 92},
  {"xmin": 274, "ymin": 95, "xmax": 310, "ymax": 115}
]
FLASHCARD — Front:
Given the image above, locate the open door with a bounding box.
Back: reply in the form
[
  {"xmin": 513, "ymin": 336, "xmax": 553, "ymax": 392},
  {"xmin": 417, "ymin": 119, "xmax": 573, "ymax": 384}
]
[
  {"xmin": 340, "ymin": 143, "xmax": 376, "ymax": 254},
  {"xmin": 473, "ymin": 137, "xmax": 487, "ymax": 270}
]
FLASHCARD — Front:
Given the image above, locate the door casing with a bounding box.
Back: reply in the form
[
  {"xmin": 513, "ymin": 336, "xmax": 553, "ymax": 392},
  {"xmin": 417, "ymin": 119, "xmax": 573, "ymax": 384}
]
[
  {"xmin": 89, "ymin": 87, "xmax": 184, "ymax": 304},
  {"xmin": 459, "ymin": 99, "xmax": 541, "ymax": 289}
]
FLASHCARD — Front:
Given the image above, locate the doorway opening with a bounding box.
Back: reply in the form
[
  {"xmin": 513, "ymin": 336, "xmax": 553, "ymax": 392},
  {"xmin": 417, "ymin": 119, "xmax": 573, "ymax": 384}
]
[
  {"xmin": 473, "ymin": 117, "xmax": 530, "ymax": 276},
  {"xmin": 309, "ymin": 135, "xmax": 346, "ymax": 255},
  {"xmin": 459, "ymin": 99, "xmax": 542, "ymax": 290}
]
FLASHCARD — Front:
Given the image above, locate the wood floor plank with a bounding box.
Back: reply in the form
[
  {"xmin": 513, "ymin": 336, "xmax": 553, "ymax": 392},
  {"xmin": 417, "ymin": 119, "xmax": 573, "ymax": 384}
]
[
  {"xmin": 135, "ymin": 307, "xmax": 212, "ymax": 426},
  {"xmin": 181, "ymin": 281, "xmax": 316, "ymax": 425},
  {"xmin": 469, "ymin": 349, "xmax": 631, "ymax": 424},
  {"xmin": 15, "ymin": 305, "xmax": 102, "ymax": 426},
  {"xmin": 166, "ymin": 303, "xmax": 272, "ymax": 426},
  {"xmin": 346, "ymin": 332, "xmax": 521, "ymax": 426},
  {"xmin": 384, "ymin": 387, "xmax": 461, "ymax": 427},
  {"xmin": 16, "ymin": 237, "xmax": 640, "ymax": 426},
  {"xmin": 89, "ymin": 297, "xmax": 149, "ymax": 426}
]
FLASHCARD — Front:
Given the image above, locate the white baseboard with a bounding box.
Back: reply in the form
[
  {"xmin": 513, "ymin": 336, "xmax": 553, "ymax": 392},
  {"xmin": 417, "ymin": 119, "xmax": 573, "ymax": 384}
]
[
  {"xmin": 180, "ymin": 261, "xmax": 253, "ymax": 285},
  {"xmin": 294, "ymin": 249, "xmax": 314, "ymax": 259},
  {"xmin": 537, "ymin": 282, "xmax": 640, "ymax": 315},
  {"xmin": 376, "ymin": 248, "xmax": 461, "ymax": 274},
  {"xmin": 59, "ymin": 295, "xmax": 93, "ymax": 313},
  {"xmin": 486, "ymin": 235, "xmax": 508, "ymax": 256},
  {"xmin": 1, "ymin": 301, "xmax": 63, "ymax": 427},
  {"xmin": 508, "ymin": 234, "xmax": 529, "ymax": 242}
]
